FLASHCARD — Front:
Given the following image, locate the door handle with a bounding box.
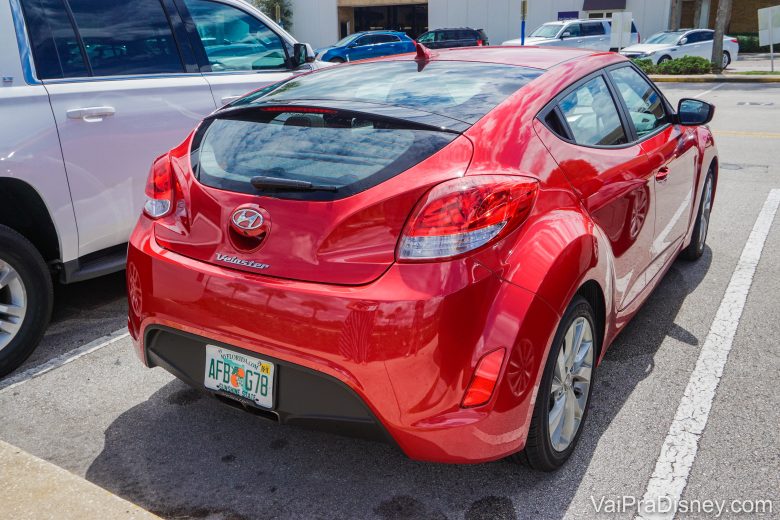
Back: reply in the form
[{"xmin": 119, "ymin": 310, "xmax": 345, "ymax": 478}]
[
  {"xmin": 67, "ymin": 106, "xmax": 115, "ymax": 123},
  {"xmin": 220, "ymin": 95, "xmax": 242, "ymax": 105},
  {"xmin": 656, "ymin": 167, "xmax": 670, "ymax": 181}
]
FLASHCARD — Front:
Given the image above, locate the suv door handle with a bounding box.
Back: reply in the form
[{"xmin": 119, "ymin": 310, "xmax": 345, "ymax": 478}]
[
  {"xmin": 656, "ymin": 166, "xmax": 671, "ymax": 181},
  {"xmin": 67, "ymin": 106, "xmax": 116, "ymax": 123}
]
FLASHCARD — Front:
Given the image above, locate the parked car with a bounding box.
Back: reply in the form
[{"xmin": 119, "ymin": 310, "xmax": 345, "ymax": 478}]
[
  {"xmin": 417, "ymin": 28, "xmax": 489, "ymax": 48},
  {"xmin": 127, "ymin": 44, "xmax": 718, "ymax": 469},
  {"xmin": 315, "ymin": 31, "xmax": 416, "ymax": 63},
  {"xmin": 0, "ymin": 0, "xmax": 321, "ymax": 377},
  {"xmin": 503, "ymin": 18, "xmax": 639, "ymax": 51},
  {"xmin": 620, "ymin": 29, "xmax": 740, "ymax": 68}
]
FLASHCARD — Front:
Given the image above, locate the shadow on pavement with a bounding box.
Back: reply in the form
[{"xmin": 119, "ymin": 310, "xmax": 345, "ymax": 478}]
[
  {"xmin": 86, "ymin": 252, "xmax": 711, "ymax": 520},
  {"xmin": 18, "ymin": 271, "xmax": 128, "ymax": 370}
]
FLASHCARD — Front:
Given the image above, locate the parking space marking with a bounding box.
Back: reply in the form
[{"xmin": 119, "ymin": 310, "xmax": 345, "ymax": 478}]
[
  {"xmin": 693, "ymin": 83, "xmax": 725, "ymax": 99},
  {"xmin": 638, "ymin": 189, "xmax": 780, "ymax": 519},
  {"xmin": 713, "ymin": 130, "xmax": 780, "ymax": 140},
  {"xmin": 0, "ymin": 329, "xmax": 129, "ymax": 393}
]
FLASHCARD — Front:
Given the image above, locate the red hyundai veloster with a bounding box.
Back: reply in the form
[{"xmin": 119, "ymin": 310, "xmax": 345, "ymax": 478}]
[{"xmin": 127, "ymin": 45, "xmax": 717, "ymax": 470}]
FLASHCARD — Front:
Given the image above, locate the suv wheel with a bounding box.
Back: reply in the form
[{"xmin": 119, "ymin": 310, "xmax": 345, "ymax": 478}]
[{"xmin": 0, "ymin": 225, "xmax": 53, "ymax": 377}]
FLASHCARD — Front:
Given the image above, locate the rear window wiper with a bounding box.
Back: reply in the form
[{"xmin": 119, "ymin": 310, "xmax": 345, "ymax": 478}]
[{"xmin": 250, "ymin": 176, "xmax": 339, "ymax": 192}]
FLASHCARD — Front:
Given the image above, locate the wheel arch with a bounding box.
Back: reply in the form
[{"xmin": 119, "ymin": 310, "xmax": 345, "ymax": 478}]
[{"xmin": 0, "ymin": 178, "xmax": 60, "ymax": 264}]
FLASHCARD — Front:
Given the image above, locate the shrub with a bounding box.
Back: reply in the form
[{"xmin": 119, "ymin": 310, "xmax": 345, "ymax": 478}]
[
  {"xmin": 632, "ymin": 58, "xmax": 657, "ymax": 75},
  {"xmin": 656, "ymin": 55, "xmax": 712, "ymax": 74},
  {"xmin": 732, "ymin": 33, "xmax": 769, "ymax": 53}
]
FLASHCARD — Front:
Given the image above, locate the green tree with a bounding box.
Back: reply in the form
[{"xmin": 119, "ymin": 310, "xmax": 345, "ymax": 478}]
[{"xmin": 252, "ymin": 0, "xmax": 293, "ymax": 30}]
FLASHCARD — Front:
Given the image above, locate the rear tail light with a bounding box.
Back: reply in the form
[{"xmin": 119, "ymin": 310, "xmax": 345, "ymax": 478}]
[
  {"xmin": 730, "ymin": 38, "xmax": 738, "ymax": 43},
  {"xmin": 143, "ymin": 154, "xmax": 174, "ymax": 219},
  {"xmin": 462, "ymin": 348, "xmax": 506, "ymax": 408},
  {"xmin": 476, "ymin": 39, "xmax": 484, "ymax": 46},
  {"xmin": 398, "ymin": 175, "xmax": 538, "ymax": 261}
]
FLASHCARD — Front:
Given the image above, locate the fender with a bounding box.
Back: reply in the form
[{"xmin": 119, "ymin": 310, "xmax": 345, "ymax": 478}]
[{"xmin": 682, "ymin": 126, "xmax": 718, "ymax": 250}]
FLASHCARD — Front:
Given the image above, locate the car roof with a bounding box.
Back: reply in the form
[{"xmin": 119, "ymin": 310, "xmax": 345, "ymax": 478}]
[
  {"xmin": 381, "ymin": 46, "xmax": 607, "ymax": 71},
  {"xmin": 430, "ymin": 28, "xmax": 480, "ymax": 31}
]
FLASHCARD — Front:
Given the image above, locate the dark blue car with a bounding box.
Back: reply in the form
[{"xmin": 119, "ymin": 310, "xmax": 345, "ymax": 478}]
[{"xmin": 315, "ymin": 31, "xmax": 416, "ymax": 63}]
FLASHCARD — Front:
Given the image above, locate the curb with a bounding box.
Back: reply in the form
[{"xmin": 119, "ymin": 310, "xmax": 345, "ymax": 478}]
[
  {"xmin": 0, "ymin": 440, "xmax": 161, "ymax": 520},
  {"xmin": 649, "ymin": 74, "xmax": 780, "ymax": 83}
]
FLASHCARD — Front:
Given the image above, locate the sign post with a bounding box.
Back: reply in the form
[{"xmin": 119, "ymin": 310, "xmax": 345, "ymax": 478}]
[
  {"xmin": 521, "ymin": 0, "xmax": 528, "ymax": 46},
  {"xmin": 758, "ymin": 5, "xmax": 780, "ymax": 73},
  {"xmin": 610, "ymin": 12, "xmax": 633, "ymax": 53}
]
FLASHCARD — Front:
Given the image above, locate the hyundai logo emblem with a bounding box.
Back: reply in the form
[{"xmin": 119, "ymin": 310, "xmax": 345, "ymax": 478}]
[{"xmin": 230, "ymin": 207, "xmax": 267, "ymax": 237}]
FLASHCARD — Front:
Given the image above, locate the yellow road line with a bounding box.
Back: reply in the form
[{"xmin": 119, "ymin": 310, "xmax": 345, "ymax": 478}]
[{"xmin": 713, "ymin": 130, "xmax": 780, "ymax": 139}]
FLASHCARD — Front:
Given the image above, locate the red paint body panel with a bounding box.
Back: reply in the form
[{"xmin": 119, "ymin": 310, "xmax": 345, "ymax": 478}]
[{"xmin": 128, "ymin": 47, "xmax": 718, "ymax": 463}]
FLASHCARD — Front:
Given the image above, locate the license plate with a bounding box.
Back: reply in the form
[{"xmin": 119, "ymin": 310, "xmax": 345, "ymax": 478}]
[{"xmin": 204, "ymin": 345, "xmax": 274, "ymax": 409}]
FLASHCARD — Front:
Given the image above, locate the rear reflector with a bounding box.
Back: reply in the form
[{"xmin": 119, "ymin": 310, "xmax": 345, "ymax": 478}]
[
  {"xmin": 143, "ymin": 154, "xmax": 174, "ymax": 219},
  {"xmin": 398, "ymin": 175, "xmax": 538, "ymax": 260},
  {"xmin": 462, "ymin": 348, "xmax": 506, "ymax": 408}
]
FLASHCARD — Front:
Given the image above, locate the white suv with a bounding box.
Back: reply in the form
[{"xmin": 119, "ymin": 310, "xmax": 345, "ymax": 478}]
[
  {"xmin": 0, "ymin": 0, "xmax": 318, "ymax": 376},
  {"xmin": 503, "ymin": 18, "xmax": 640, "ymax": 51}
]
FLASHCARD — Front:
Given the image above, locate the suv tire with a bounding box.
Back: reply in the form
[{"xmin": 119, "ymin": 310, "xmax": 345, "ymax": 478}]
[{"xmin": 0, "ymin": 225, "xmax": 53, "ymax": 377}]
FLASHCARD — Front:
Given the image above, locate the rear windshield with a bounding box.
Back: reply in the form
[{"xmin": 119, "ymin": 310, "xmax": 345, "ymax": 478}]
[
  {"xmin": 193, "ymin": 109, "xmax": 458, "ymax": 200},
  {"xmin": 236, "ymin": 60, "xmax": 543, "ymax": 124}
]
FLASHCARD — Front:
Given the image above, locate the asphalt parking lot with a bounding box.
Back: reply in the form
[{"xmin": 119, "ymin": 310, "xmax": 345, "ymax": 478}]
[{"xmin": 1, "ymin": 83, "xmax": 779, "ymax": 519}]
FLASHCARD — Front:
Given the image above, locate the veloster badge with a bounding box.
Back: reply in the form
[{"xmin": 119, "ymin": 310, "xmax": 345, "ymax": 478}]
[{"xmin": 215, "ymin": 253, "xmax": 270, "ymax": 270}]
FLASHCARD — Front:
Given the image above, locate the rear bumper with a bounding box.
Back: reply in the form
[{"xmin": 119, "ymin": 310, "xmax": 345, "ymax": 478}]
[{"xmin": 127, "ymin": 219, "xmax": 561, "ymax": 463}]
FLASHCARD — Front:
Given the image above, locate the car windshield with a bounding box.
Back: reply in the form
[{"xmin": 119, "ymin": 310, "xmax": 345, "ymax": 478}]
[
  {"xmin": 238, "ymin": 60, "xmax": 543, "ymax": 124},
  {"xmin": 334, "ymin": 34, "xmax": 359, "ymax": 47},
  {"xmin": 645, "ymin": 31, "xmax": 686, "ymax": 45},
  {"xmin": 531, "ymin": 24, "xmax": 563, "ymax": 38}
]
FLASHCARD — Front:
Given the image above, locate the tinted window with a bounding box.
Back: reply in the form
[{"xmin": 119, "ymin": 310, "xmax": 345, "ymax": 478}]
[
  {"xmin": 66, "ymin": 0, "xmax": 183, "ymax": 76},
  {"xmin": 563, "ymin": 24, "xmax": 581, "ymax": 37},
  {"xmin": 354, "ymin": 36, "xmax": 372, "ymax": 46},
  {"xmin": 610, "ymin": 66, "xmax": 668, "ymax": 138},
  {"xmin": 417, "ymin": 32, "xmax": 434, "ymax": 43},
  {"xmin": 19, "ymin": 0, "xmax": 88, "ymax": 79},
  {"xmin": 184, "ymin": 0, "xmax": 286, "ymax": 71},
  {"xmin": 558, "ymin": 76, "xmax": 627, "ymax": 146},
  {"xmin": 444, "ymin": 31, "xmax": 459, "ymax": 41},
  {"xmin": 194, "ymin": 110, "xmax": 456, "ymax": 200},
  {"xmin": 242, "ymin": 61, "xmax": 542, "ymax": 124},
  {"xmin": 374, "ymin": 34, "xmax": 399, "ymax": 44},
  {"xmin": 685, "ymin": 32, "xmax": 705, "ymax": 44},
  {"xmin": 701, "ymin": 31, "xmax": 714, "ymax": 41},
  {"xmin": 582, "ymin": 22, "xmax": 606, "ymax": 36}
]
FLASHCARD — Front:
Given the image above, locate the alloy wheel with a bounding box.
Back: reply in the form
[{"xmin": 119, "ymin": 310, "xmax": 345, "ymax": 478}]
[
  {"xmin": 0, "ymin": 259, "xmax": 27, "ymax": 351},
  {"xmin": 699, "ymin": 175, "xmax": 714, "ymax": 251},
  {"xmin": 548, "ymin": 316, "xmax": 594, "ymax": 452}
]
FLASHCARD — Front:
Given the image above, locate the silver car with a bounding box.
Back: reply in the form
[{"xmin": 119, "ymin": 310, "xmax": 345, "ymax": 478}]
[{"xmin": 620, "ymin": 29, "xmax": 740, "ymax": 69}]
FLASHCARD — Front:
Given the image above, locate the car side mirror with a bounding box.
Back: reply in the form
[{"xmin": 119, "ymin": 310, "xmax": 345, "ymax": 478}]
[
  {"xmin": 293, "ymin": 43, "xmax": 315, "ymax": 66},
  {"xmin": 677, "ymin": 99, "xmax": 715, "ymax": 126},
  {"xmin": 561, "ymin": 31, "xmax": 571, "ymax": 39},
  {"xmin": 679, "ymin": 37, "xmax": 688, "ymax": 45}
]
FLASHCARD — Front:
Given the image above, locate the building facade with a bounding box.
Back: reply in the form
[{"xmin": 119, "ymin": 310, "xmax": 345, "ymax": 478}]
[{"xmin": 288, "ymin": 0, "xmax": 763, "ymax": 49}]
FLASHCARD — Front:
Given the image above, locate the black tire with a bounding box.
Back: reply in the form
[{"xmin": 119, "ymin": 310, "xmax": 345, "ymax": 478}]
[
  {"xmin": 513, "ymin": 296, "xmax": 598, "ymax": 471},
  {"xmin": 329, "ymin": 57, "xmax": 345, "ymax": 64},
  {"xmin": 658, "ymin": 55, "xmax": 672, "ymax": 64},
  {"xmin": 681, "ymin": 169, "xmax": 714, "ymax": 261},
  {"xmin": 722, "ymin": 51, "xmax": 731, "ymax": 69},
  {"xmin": 0, "ymin": 225, "xmax": 53, "ymax": 377}
]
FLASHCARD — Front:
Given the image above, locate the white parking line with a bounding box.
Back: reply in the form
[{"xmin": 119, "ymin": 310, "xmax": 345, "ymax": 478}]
[
  {"xmin": 0, "ymin": 328, "xmax": 129, "ymax": 393},
  {"xmin": 638, "ymin": 189, "xmax": 780, "ymax": 519},
  {"xmin": 693, "ymin": 83, "xmax": 725, "ymax": 99}
]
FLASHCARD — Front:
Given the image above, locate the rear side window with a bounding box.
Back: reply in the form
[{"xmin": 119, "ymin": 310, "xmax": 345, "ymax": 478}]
[
  {"xmin": 609, "ymin": 66, "xmax": 669, "ymax": 138},
  {"xmin": 19, "ymin": 0, "xmax": 89, "ymax": 79},
  {"xmin": 582, "ymin": 22, "xmax": 606, "ymax": 36},
  {"xmin": 558, "ymin": 76, "xmax": 628, "ymax": 147},
  {"xmin": 241, "ymin": 61, "xmax": 542, "ymax": 124},
  {"xmin": 66, "ymin": 0, "xmax": 184, "ymax": 76},
  {"xmin": 184, "ymin": 0, "xmax": 287, "ymax": 71},
  {"xmin": 193, "ymin": 109, "xmax": 457, "ymax": 200}
]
